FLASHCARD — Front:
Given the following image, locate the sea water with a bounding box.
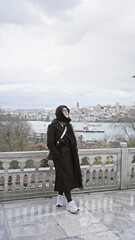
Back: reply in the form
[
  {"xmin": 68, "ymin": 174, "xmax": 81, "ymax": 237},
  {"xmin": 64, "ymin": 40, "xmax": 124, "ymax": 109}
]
[{"xmin": 28, "ymin": 121, "xmax": 133, "ymax": 142}]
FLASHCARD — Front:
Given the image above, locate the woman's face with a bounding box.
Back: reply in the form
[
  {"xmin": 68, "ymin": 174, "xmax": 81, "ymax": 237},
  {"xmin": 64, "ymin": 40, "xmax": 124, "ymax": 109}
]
[{"xmin": 62, "ymin": 107, "xmax": 69, "ymax": 118}]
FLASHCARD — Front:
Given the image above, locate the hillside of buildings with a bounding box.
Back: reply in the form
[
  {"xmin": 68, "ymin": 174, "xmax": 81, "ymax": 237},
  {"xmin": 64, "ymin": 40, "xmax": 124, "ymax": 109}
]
[
  {"xmin": 1, "ymin": 102, "xmax": 135, "ymax": 151},
  {"xmin": 2, "ymin": 102, "xmax": 135, "ymax": 123}
]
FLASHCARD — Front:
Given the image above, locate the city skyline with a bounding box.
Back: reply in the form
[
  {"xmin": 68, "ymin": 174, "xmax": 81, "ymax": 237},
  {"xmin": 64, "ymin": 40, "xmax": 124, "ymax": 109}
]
[
  {"xmin": 2, "ymin": 100, "xmax": 135, "ymax": 111},
  {"xmin": 0, "ymin": 0, "xmax": 135, "ymax": 108},
  {"xmin": 2, "ymin": 101, "xmax": 135, "ymax": 124}
]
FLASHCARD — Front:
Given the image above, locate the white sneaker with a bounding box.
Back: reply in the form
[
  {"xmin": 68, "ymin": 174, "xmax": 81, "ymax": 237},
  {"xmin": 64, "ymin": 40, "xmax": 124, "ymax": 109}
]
[
  {"xmin": 67, "ymin": 200, "xmax": 79, "ymax": 213},
  {"xmin": 56, "ymin": 195, "xmax": 63, "ymax": 207}
]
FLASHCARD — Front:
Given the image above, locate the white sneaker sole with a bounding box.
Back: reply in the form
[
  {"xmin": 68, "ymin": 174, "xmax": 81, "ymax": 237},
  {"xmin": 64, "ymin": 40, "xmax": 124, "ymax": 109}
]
[
  {"xmin": 56, "ymin": 204, "xmax": 63, "ymax": 207},
  {"xmin": 67, "ymin": 208, "xmax": 79, "ymax": 213}
]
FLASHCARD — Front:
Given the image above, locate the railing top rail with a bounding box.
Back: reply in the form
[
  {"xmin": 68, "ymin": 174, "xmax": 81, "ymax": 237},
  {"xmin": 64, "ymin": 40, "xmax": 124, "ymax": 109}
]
[
  {"xmin": 0, "ymin": 148, "xmax": 123, "ymax": 155},
  {"xmin": 0, "ymin": 146, "xmax": 128, "ymax": 160},
  {"xmin": 79, "ymin": 148, "xmax": 120, "ymax": 154},
  {"xmin": 0, "ymin": 151, "xmax": 48, "ymax": 159}
]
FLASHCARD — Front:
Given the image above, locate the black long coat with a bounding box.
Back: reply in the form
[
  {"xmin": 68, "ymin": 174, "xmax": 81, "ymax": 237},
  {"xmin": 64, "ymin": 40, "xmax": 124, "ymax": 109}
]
[{"xmin": 47, "ymin": 119, "xmax": 82, "ymax": 192}]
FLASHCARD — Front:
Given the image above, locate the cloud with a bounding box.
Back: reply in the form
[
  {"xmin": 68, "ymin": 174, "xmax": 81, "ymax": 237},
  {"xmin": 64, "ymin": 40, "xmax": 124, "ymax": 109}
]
[
  {"xmin": 0, "ymin": 0, "xmax": 135, "ymax": 107},
  {"xmin": 29, "ymin": 0, "xmax": 80, "ymax": 16},
  {"xmin": 0, "ymin": 0, "xmax": 80, "ymax": 25},
  {"xmin": 0, "ymin": 0, "xmax": 35, "ymax": 24}
]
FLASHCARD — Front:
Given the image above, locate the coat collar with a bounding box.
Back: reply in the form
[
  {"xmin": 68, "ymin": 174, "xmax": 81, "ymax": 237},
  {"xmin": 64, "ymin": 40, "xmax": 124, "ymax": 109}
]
[{"xmin": 51, "ymin": 119, "xmax": 64, "ymax": 132}]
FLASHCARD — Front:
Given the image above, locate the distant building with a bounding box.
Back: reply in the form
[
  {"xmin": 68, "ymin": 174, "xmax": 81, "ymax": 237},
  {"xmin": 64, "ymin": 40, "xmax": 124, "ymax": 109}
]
[
  {"xmin": 115, "ymin": 101, "xmax": 120, "ymax": 113},
  {"xmin": 76, "ymin": 102, "xmax": 79, "ymax": 111}
]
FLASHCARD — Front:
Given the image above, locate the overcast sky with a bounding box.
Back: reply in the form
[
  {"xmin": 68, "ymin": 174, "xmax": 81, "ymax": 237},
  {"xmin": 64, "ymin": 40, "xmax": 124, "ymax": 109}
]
[{"xmin": 0, "ymin": 0, "xmax": 135, "ymax": 108}]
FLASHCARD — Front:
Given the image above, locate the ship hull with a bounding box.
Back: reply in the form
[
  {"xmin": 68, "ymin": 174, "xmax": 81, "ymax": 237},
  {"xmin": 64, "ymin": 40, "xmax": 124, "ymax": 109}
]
[{"xmin": 75, "ymin": 130, "xmax": 104, "ymax": 133}]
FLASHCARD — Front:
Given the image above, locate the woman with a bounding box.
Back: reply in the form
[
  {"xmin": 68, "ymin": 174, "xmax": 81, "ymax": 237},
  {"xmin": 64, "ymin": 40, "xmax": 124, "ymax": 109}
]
[{"xmin": 47, "ymin": 105, "xmax": 83, "ymax": 213}]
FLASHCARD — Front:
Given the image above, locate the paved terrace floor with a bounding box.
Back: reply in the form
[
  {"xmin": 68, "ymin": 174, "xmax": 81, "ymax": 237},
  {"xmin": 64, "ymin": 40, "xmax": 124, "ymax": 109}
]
[{"xmin": 1, "ymin": 189, "xmax": 135, "ymax": 240}]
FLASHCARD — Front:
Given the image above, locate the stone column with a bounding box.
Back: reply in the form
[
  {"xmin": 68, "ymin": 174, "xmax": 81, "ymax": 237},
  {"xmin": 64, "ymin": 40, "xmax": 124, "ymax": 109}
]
[{"xmin": 120, "ymin": 142, "xmax": 128, "ymax": 189}]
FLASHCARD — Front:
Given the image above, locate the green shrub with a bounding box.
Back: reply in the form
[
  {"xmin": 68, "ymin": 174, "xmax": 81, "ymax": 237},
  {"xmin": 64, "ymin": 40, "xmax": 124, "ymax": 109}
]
[
  {"xmin": 132, "ymin": 155, "xmax": 135, "ymax": 163},
  {"xmin": 0, "ymin": 162, "xmax": 3, "ymax": 170},
  {"xmin": 40, "ymin": 159, "xmax": 49, "ymax": 168},
  {"xmin": 93, "ymin": 156, "xmax": 102, "ymax": 165},
  {"xmin": 105, "ymin": 155, "xmax": 114, "ymax": 164},
  {"xmin": 81, "ymin": 157, "xmax": 90, "ymax": 165}
]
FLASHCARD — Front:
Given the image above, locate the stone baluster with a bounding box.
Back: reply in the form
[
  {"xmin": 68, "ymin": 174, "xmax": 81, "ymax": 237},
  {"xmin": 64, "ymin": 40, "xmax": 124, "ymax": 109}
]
[
  {"xmin": 12, "ymin": 174, "xmax": 16, "ymax": 193},
  {"xmin": 3, "ymin": 161, "xmax": 10, "ymax": 195},
  {"xmin": 48, "ymin": 160, "xmax": 54, "ymax": 189},
  {"xmin": 28, "ymin": 174, "xmax": 32, "ymax": 191},
  {"xmin": 120, "ymin": 142, "xmax": 128, "ymax": 189},
  {"xmin": 34, "ymin": 159, "xmax": 40, "ymax": 191},
  {"xmin": 113, "ymin": 161, "xmax": 116, "ymax": 184},
  {"xmin": 36, "ymin": 173, "xmax": 40, "ymax": 191},
  {"xmin": 104, "ymin": 169, "xmax": 107, "ymax": 184},
  {"xmin": 19, "ymin": 161, "xmax": 25, "ymax": 192},
  {"xmin": 95, "ymin": 170, "xmax": 99, "ymax": 185},
  {"xmin": 89, "ymin": 165, "xmax": 93, "ymax": 186},
  {"xmin": 102, "ymin": 169, "xmax": 105, "ymax": 185},
  {"xmin": 110, "ymin": 169, "xmax": 114, "ymax": 184},
  {"xmin": 108, "ymin": 169, "xmax": 111, "ymax": 184},
  {"xmin": 86, "ymin": 170, "xmax": 90, "ymax": 186},
  {"xmin": 113, "ymin": 169, "xmax": 117, "ymax": 184},
  {"xmin": 96, "ymin": 169, "xmax": 100, "ymax": 185},
  {"xmin": 82, "ymin": 169, "xmax": 87, "ymax": 187},
  {"xmin": 102, "ymin": 162, "xmax": 105, "ymax": 185},
  {"xmin": 42, "ymin": 172, "xmax": 46, "ymax": 189},
  {"xmin": 101, "ymin": 170, "xmax": 103, "ymax": 185}
]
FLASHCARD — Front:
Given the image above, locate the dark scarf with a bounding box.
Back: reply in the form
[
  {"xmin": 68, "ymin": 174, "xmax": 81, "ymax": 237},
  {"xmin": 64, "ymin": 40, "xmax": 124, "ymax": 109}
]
[
  {"xmin": 55, "ymin": 105, "xmax": 77, "ymax": 153},
  {"xmin": 55, "ymin": 105, "xmax": 78, "ymax": 152},
  {"xmin": 55, "ymin": 105, "xmax": 71, "ymax": 124}
]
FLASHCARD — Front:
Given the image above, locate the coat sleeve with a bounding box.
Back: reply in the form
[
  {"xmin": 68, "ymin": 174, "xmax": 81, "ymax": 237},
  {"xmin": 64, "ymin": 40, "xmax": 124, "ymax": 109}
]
[{"xmin": 47, "ymin": 124, "xmax": 58, "ymax": 156}]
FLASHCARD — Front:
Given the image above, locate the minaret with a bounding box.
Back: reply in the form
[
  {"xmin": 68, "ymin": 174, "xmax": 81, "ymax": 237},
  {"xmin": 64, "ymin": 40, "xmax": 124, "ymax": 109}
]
[
  {"xmin": 76, "ymin": 102, "xmax": 79, "ymax": 111},
  {"xmin": 115, "ymin": 101, "xmax": 120, "ymax": 113}
]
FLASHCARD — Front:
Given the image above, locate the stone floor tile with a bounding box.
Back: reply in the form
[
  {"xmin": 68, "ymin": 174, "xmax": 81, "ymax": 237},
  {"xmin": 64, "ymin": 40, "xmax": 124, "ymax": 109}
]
[
  {"xmin": 113, "ymin": 194, "xmax": 135, "ymax": 207},
  {"xmin": 54, "ymin": 210, "xmax": 108, "ymax": 237},
  {"xmin": 79, "ymin": 195, "xmax": 121, "ymax": 211},
  {"xmin": 93, "ymin": 206, "xmax": 135, "ymax": 240},
  {"xmin": 0, "ymin": 233, "xmax": 11, "ymax": 240},
  {"xmin": 12, "ymin": 235, "xmax": 68, "ymax": 240},
  {"xmin": 12, "ymin": 236, "xmax": 85, "ymax": 240},
  {"xmin": 79, "ymin": 231, "xmax": 120, "ymax": 240},
  {"xmin": 0, "ymin": 204, "xmax": 3, "ymax": 211},
  {"xmin": 0, "ymin": 205, "xmax": 11, "ymax": 240},
  {"xmin": 4, "ymin": 203, "xmax": 67, "ymax": 222},
  {"xmin": 55, "ymin": 237, "xmax": 86, "ymax": 240},
  {"xmin": 3, "ymin": 197, "xmax": 55, "ymax": 210},
  {"xmin": 4, "ymin": 199, "xmax": 87, "ymax": 224},
  {"xmin": 9, "ymin": 215, "xmax": 67, "ymax": 240}
]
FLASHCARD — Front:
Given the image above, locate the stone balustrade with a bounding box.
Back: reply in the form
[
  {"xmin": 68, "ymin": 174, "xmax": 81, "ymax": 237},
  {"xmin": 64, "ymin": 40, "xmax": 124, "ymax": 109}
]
[{"xmin": 0, "ymin": 142, "xmax": 135, "ymax": 201}]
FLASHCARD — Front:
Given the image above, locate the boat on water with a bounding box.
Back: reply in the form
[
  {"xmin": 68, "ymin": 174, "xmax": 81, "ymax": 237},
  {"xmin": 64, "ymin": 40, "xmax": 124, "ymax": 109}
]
[
  {"xmin": 75, "ymin": 126, "xmax": 104, "ymax": 133},
  {"xmin": 87, "ymin": 122, "xmax": 101, "ymax": 127}
]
